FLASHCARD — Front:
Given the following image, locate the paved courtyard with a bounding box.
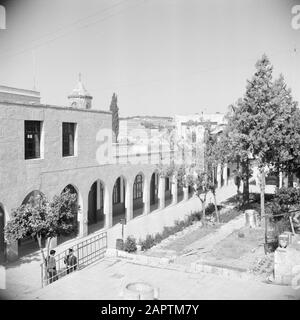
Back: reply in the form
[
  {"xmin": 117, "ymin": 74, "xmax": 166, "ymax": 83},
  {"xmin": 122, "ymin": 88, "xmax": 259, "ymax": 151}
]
[{"xmin": 3, "ymin": 257, "xmax": 299, "ymax": 300}]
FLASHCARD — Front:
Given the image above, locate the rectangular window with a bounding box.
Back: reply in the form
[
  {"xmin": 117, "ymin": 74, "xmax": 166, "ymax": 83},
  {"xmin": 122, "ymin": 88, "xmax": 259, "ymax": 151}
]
[
  {"xmin": 24, "ymin": 121, "xmax": 41, "ymax": 159},
  {"xmin": 62, "ymin": 122, "xmax": 76, "ymax": 157}
]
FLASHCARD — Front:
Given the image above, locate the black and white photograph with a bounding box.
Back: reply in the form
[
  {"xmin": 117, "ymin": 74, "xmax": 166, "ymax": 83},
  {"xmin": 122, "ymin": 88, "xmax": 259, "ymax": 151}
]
[{"xmin": 0, "ymin": 0, "xmax": 300, "ymax": 304}]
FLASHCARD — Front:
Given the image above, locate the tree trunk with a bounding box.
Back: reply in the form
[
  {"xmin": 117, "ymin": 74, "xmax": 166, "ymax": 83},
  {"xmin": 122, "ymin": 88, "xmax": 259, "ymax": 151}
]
[
  {"xmin": 260, "ymin": 168, "xmax": 267, "ymax": 244},
  {"xmin": 37, "ymin": 234, "xmax": 48, "ymax": 283},
  {"xmin": 46, "ymin": 237, "xmax": 52, "ymax": 263},
  {"xmin": 212, "ymin": 192, "xmax": 220, "ymax": 223},
  {"xmin": 197, "ymin": 195, "xmax": 206, "ymax": 226},
  {"xmin": 37, "ymin": 234, "xmax": 46, "ymax": 262},
  {"xmin": 242, "ymin": 160, "xmax": 250, "ymax": 205},
  {"xmin": 202, "ymin": 200, "xmax": 206, "ymax": 226}
]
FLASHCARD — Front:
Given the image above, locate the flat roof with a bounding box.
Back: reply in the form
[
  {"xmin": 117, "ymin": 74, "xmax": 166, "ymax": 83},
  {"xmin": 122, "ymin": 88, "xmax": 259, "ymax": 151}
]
[
  {"xmin": 0, "ymin": 100, "xmax": 112, "ymax": 115},
  {"xmin": 0, "ymin": 85, "xmax": 40, "ymax": 97}
]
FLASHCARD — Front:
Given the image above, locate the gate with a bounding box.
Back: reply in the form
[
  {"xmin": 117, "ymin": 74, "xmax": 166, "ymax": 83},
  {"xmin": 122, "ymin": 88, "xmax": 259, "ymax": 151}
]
[{"xmin": 41, "ymin": 232, "xmax": 107, "ymax": 287}]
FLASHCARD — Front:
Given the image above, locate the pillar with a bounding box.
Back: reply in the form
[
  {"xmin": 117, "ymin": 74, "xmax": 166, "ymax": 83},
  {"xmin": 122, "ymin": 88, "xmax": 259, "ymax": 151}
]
[
  {"xmin": 79, "ymin": 193, "xmax": 88, "ymax": 238},
  {"xmin": 50, "ymin": 237, "xmax": 57, "ymax": 249},
  {"xmin": 6, "ymin": 241, "xmax": 18, "ymax": 262},
  {"xmin": 217, "ymin": 164, "xmax": 222, "ymax": 189},
  {"xmin": 143, "ymin": 179, "xmax": 150, "ymax": 215},
  {"xmin": 125, "ymin": 182, "xmax": 133, "ymax": 222},
  {"xmin": 104, "ymin": 188, "xmax": 112, "ymax": 228},
  {"xmin": 158, "ymin": 176, "xmax": 166, "ymax": 209},
  {"xmin": 183, "ymin": 186, "xmax": 189, "ymax": 201},
  {"xmin": 171, "ymin": 176, "xmax": 178, "ymax": 205}
]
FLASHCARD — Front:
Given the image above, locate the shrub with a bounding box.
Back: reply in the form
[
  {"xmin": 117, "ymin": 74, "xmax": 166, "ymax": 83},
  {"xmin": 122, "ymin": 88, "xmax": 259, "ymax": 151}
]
[
  {"xmin": 124, "ymin": 236, "xmax": 137, "ymax": 253},
  {"xmin": 174, "ymin": 220, "xmax": 185, "ymax": 233},
  {"xmin": 191, "ymin": 211, "xmax": 202, "ymax": 221},
  {"xmin": 184, "ymin": 215, "xmax": 193, "ymax": 228},
  {"xmin": 162, "ymin": 226, "xmax": 173, "ymax": 239},
  {"xmin": 140, "ymin": 234, "xmax": 156, "ymax": 251},
  {"xmin": 154, "ymin": 232, "xmax": 163, "ymax": 244}
]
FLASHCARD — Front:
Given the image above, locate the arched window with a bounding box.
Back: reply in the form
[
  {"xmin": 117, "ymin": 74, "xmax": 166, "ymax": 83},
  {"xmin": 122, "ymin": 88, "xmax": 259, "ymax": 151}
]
[
  {"xmin": 133, "ymin": 175, "xmax": 143, "ymax": 200},
  {"xmin": 113, "ymin": 178, "xmax": 121, "ymax": 204},
  {"xmin": 165, "ymin": 177, "xmax": 170, "ymax": 191}
]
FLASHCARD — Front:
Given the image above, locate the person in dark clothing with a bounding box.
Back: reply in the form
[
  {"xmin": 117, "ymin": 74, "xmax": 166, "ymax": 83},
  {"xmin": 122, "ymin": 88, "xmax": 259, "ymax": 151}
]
[
  {"xmin": 46, "ymin": 249, "xmax": 58, "ymax": 283},
  {"xmin": 64, "ymin": 248, "xmax": 77, "ymax": 274}
]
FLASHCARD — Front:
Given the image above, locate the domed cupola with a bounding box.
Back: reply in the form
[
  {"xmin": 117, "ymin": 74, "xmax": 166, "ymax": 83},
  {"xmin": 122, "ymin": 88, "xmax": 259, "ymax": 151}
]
[{"xmin": 68, "ymin": 73, "xmax": 93, "ymax": 109}]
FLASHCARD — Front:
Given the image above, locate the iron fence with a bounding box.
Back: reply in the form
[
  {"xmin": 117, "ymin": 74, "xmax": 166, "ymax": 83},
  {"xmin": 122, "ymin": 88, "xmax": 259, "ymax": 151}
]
[{"xmin": 41, "ymin": 232, "xmax": 107, "ymax": 287}]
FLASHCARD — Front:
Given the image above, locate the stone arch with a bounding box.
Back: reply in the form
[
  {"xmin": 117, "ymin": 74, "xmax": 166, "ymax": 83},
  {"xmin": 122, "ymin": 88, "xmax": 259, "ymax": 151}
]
[
  {"xmin": 132, "ymin": 172, "xmax": 145, "ymax": 218},
  {"xmin": 87, "ymin": 179, "xmax": 106, "ymax": 234},
  {"xmin": 164, "ymin": 174, "xmax": 173, "ymax": 208},
  {"xmin": 112, "ymin": 175, "xmax": 127, "ymax": 226},
  {"xmin": 177, "ymin": 178, "xmax": 184, "ymax": 203},
  {"xmin": 150, "ymin": 171, "xmax": 159, "ymax": 212},
  {"xmin": 18, "ymin": 190, "xmax": 45, "ymax": 257},
  {"xmin": 22, "ymin": 190, "xmax": 44, "ymax": 205},
  {"xmin": 57, "ymin": 184, "xmax": 81, "ymax": 245}
]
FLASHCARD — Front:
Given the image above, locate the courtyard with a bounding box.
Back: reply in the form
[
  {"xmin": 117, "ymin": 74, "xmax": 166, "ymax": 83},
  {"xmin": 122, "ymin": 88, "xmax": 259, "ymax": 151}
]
[{"xmin": 7, "ymin": 257, "xmax": 299, "ymax": 300}]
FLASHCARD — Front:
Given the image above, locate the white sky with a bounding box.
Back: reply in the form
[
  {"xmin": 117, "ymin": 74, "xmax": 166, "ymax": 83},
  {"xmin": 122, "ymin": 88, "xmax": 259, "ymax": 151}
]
[{"xmin": 0, "ymin": 0, "xmax": 299, "ymax": 117}]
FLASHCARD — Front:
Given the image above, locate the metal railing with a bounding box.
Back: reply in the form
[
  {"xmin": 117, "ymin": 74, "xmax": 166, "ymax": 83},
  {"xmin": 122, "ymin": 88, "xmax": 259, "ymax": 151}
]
[{"xmin": 40, "ymin": 232, "xmax": 107, "ymax": 287}]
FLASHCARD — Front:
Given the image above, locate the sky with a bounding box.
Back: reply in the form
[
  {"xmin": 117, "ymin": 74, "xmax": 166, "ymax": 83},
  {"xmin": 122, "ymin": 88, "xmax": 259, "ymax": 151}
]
[{"xmin": 0, "ymin": 0, "xmax": 299, "ymax": 117}]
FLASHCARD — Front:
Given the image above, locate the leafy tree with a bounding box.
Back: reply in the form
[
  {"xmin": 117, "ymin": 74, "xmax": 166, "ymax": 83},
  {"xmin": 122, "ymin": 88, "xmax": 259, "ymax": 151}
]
[
  {"xmin": 225, "ymin": 54, "xmax": 300, "ymax": 250},
  {"xmin": 4, "ymin": 189, "xmax": 78, "ymax": 264},
  {"xmin": 269, "ymin": 187, "xmax": 300, "ymax": 234},
  {"xmin": 110, "ymin": 93, "xmax": 119, "ymax": 142}
]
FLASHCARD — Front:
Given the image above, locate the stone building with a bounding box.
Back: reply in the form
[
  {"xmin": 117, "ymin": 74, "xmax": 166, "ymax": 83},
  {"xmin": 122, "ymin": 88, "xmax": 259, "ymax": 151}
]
[{"xmin": 2, "ymin": 79, "xmax": 223, "ymax": 262}]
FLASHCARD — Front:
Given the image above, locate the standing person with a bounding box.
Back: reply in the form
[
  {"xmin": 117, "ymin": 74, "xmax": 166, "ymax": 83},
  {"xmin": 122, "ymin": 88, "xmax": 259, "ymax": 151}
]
[
  {"xmin": 46, "ymin": 250, "xmax": 57, "ymax": 284},
  {"xmin": 64, "ymin": 248, "xmax": 77, "ymax": 274}
]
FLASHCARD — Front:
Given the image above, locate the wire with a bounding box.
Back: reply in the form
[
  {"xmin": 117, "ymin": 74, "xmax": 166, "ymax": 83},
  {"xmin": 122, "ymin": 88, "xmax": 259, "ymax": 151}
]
[{"xmin": 0, "ymin": 0, "xmax": 143, "ymax": 60}]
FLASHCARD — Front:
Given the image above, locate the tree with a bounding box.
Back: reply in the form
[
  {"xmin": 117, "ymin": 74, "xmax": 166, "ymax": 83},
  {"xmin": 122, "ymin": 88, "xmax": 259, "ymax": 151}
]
[
  {"xmin": 186, "ymin": 168, "xmax": 216, "ymax": 226},
  {"xmin": 110, "ymin": 93, "xmax": 119, "ymax": 142},
  {"xmin": 226, "ymin": 54, "xmax": 300, "ymax": 251},
  {"xmin": 4, "ymin": 189, "xmax": 78, "ymax": 265}
]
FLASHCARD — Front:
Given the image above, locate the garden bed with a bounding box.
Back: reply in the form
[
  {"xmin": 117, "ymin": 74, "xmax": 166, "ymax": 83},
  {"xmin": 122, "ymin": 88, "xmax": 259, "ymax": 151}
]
[{"xmin": 199, "ymin": 226, "xmax": 274, "ymax": 279}]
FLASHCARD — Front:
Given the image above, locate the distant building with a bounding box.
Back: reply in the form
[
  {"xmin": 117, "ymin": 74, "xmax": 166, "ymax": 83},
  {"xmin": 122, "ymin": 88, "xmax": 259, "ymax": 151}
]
[
  {"xmin": 174, "ymin": 112, "xmax": 226, "ymax": 142},
  {"xmin": 118, "ymin": 116, "xmax": 174, "ymax": 144}
]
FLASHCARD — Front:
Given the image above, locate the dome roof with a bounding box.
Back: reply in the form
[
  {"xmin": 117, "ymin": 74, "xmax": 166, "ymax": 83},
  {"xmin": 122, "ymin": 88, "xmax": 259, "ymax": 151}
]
[{"xmin": 68, "ymin": 73, "xmax": 92, "ymax": 98}]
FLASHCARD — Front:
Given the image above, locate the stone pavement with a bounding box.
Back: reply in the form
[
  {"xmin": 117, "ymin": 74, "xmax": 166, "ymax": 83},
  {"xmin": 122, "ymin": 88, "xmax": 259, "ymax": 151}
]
[
  {"xmin": 12, "ymin": 258, "xmax": 300, "ymax": 300},
  {"xmin": 2, "ymin": 182, "xmax": 239, "ymax": 300}
]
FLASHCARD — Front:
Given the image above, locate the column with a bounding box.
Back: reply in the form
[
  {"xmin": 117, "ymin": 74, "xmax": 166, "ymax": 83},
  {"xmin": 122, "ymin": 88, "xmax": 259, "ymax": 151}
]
[
  {"xmin": 79, "ymin": 193, "xmax": 88, "ymax": 237},
  {"xmin": 50, "ymin": 237, "xmax": 57, "ymax": 249},
  {"xmin": 171, "ymin": 176, "xmax": 178, "ymax": 205},
  {"xmin": 158, "ymin": 176, "xmax": 166, "ymax": 210},
  {"xmin": 217, "ymin": 164, "xmax": 222, "ymax": 189},
  {"xmin": 125, "ymin": 182, "xmax": 133, "ymax": 222},
  {"xmin": 183, "ymin": 186, "xmax": 189, "ymax": 201},
  {"xmin": 6, "ymin": 241, "xmax": 18, "ymax": 262},
  {"xmin": 104, "ymin": 189, "xmax": 112, "ymax": 228},
  {"xmin": 143, "ymin": 179, "xmax": 150, "ymax": 215}
]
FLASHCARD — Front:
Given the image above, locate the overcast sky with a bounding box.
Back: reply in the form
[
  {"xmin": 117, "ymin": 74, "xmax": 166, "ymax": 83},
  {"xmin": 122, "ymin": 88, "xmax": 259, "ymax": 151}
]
[{"xmin": 0, "ymin": 0, "xmax": 299, "ymax": 117}]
